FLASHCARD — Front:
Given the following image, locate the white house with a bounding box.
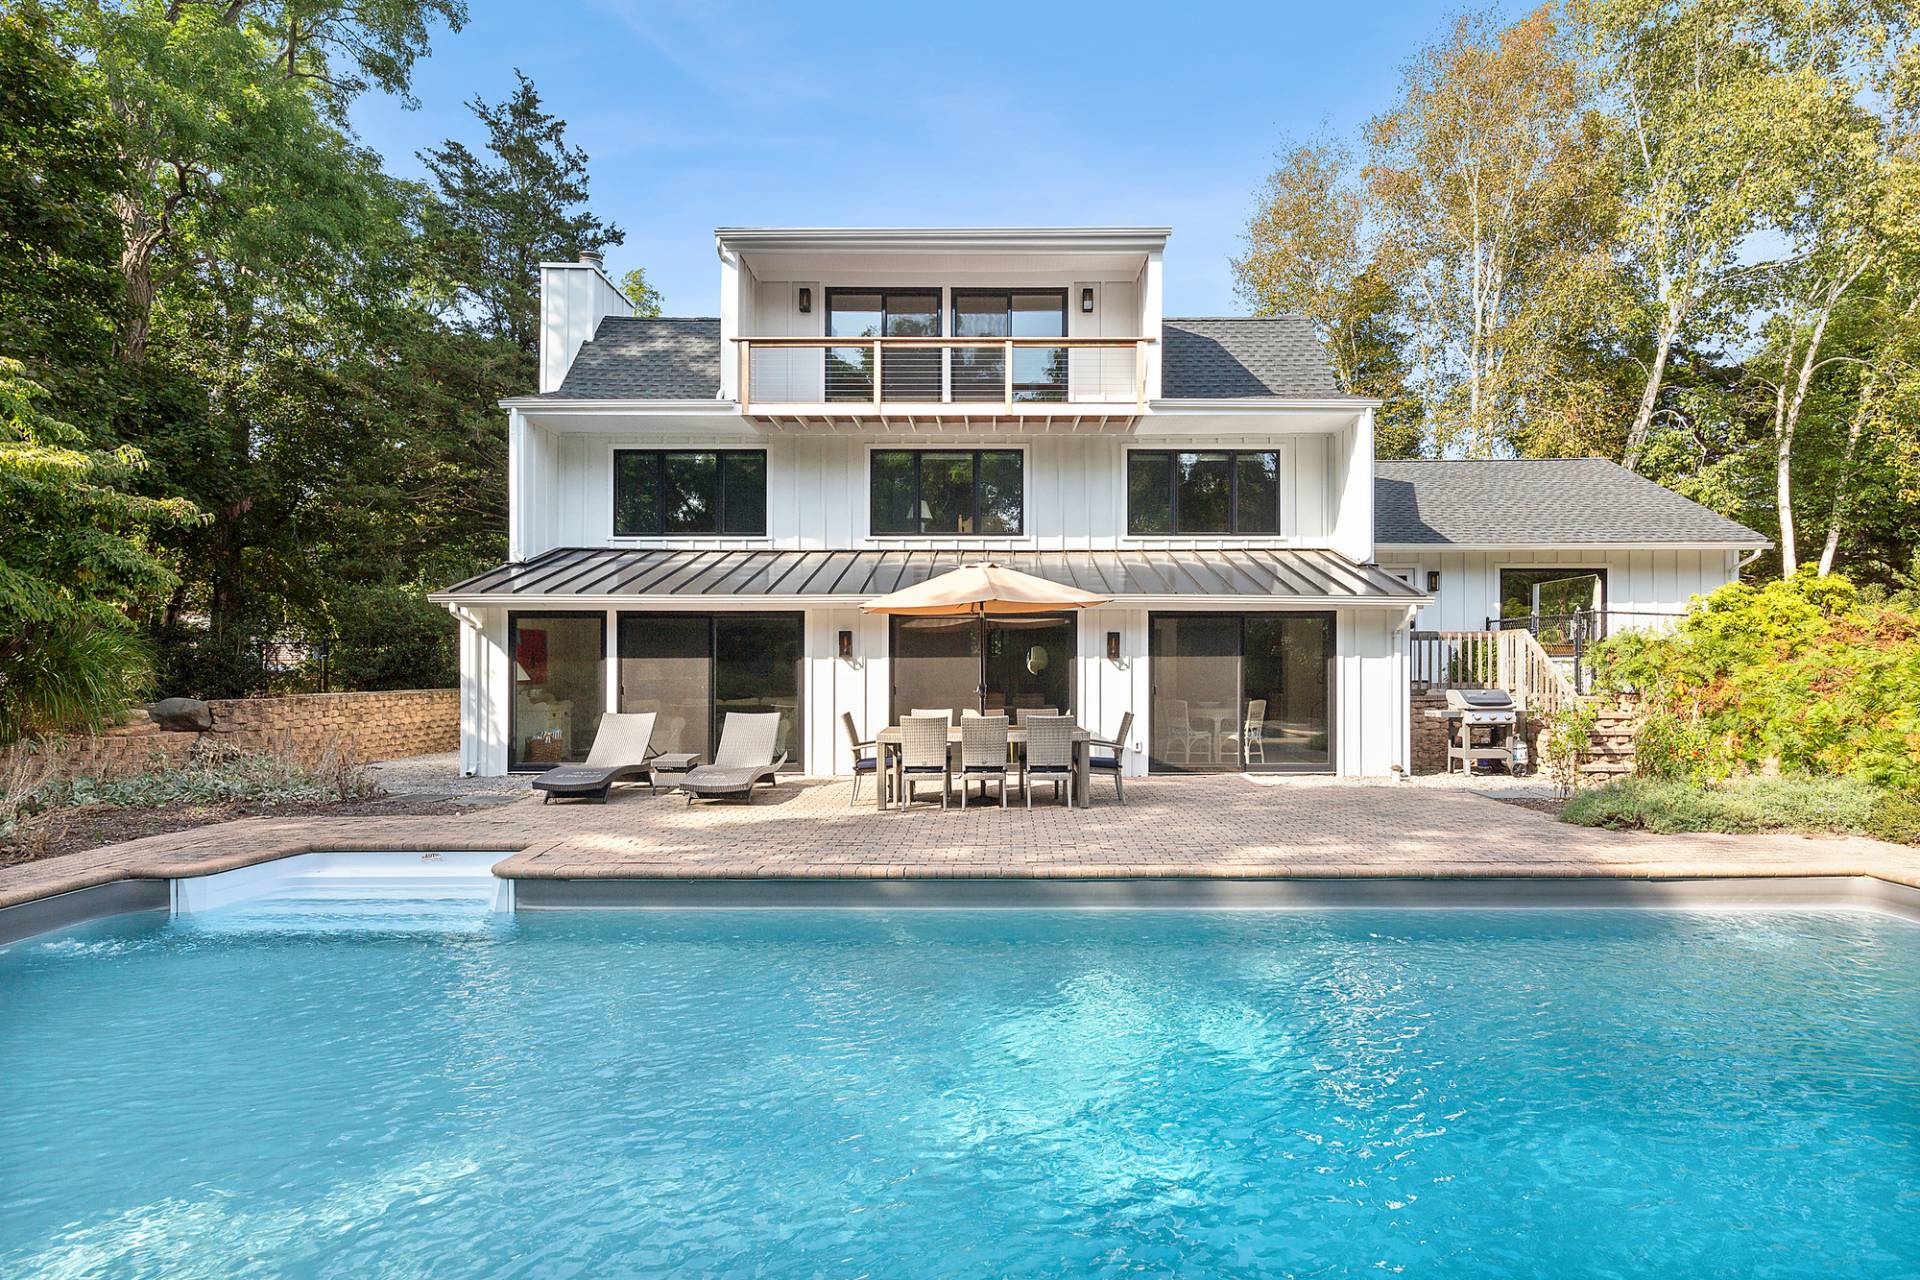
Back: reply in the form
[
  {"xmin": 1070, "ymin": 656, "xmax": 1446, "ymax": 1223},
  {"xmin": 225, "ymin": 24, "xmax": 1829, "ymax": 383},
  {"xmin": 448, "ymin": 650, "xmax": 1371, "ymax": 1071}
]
[{"xmin": 430, "ymin": 227, "xmax": 1766, "ymax": 779}]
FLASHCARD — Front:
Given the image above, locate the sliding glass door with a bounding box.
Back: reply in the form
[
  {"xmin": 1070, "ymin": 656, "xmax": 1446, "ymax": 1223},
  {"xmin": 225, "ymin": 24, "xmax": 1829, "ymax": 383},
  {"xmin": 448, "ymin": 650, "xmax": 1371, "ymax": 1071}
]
[
  {"xmin": 509, "ymin": 612, "xmax": 606, "ymax": 770},
  {"xmin": 618, "ymin": 613, "xmax": 803, "ymax": 769},
  {"xmin": 1149, "ymin": 613, "xmax": 1333, "ymax": 773},
  {"xmin": 890, "ymin": 615, "xmax": 1074, "ymax": 723}
]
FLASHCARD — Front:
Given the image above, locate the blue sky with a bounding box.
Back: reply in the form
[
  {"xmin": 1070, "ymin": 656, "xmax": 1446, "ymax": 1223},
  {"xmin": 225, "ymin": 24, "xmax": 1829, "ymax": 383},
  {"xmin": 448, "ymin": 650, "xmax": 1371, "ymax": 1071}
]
[{"xmin": 350, "ymin": 0, "xmax": 1449, "ymax": 316}]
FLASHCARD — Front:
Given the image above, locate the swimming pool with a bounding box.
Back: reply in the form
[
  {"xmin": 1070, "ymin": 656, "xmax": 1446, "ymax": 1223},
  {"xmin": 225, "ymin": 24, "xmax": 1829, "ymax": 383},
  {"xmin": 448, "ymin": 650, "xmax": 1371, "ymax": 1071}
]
[{"xmin": 3, "ymin": 902, "xmax": 1916, "ymax": 1277}]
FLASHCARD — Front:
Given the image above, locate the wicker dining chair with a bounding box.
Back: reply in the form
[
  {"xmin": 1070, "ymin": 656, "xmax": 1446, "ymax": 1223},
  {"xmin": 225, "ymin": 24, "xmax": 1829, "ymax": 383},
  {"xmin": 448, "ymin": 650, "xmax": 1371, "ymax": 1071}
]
[
  {"xmin": 1087, "ymin": 710, "xmax": 1133, "ymax": 804},
  {"xmin": 841, "ymin": 712, "xmax": 881, "ymax": 807},
  {"xmin": 1012, "ymin": 707, "xmax": 1059, "ymax": 725},
  {"xmin": 1023, "ymin": 714, "xmax": 1076, "ymax": 808},
  {"xmin": 958, "ymin": 714, "xmax": 1012, "ymax": 809},
  {"xmin": 911, "ymin": 707, "xmax": 955, "ymax": 726},
  {"xmin": 897, "ymin": 713, "xmax": 954, "ymax": 810}
]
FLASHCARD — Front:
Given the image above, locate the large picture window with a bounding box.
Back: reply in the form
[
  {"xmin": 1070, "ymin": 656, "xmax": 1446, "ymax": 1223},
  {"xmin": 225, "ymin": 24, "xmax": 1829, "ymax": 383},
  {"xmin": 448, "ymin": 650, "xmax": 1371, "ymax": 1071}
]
[
  {"xmin": 870, "ymin": 449, "xmax": 1023, "ymax": 536},
  {"xmin": 1127, "ymin": 450, "xmax": 1281, "ymax": 535},
  {"xmin": 614, "ymin": 450, "xmax": 766, "ymax": 536}
]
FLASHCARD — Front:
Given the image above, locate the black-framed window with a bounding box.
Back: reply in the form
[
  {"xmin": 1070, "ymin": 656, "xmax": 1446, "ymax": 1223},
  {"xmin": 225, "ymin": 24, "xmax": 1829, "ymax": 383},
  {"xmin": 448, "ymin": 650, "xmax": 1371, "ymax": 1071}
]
[
  {"xmin": 1127, "ymin": 450, "xmax": 1280, "ymax": 535},
  {"xmin": 617, "ymin": 612, "xmax": 804, "ymax": 771},
  {"xmin": 827, "ymin": 289, "xmax": 941, "ymax": 401},
  {"xmin": 870, "ymin": 449, "xmax": 1023, "ymax": 536},
  {"xmin": 951, "ymin": 290, "xmax": 1068, "ymax": 401},
  {"xmin": 614, "ymin": 450, "xmax": 766, "ymax": 536}
]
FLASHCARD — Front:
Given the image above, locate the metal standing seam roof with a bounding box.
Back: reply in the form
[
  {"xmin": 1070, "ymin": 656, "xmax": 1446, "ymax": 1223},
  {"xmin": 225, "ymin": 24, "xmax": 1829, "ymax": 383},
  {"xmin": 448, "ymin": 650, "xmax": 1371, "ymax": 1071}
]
[{"xmin": 431, "ymin": 547, "xmax": 1426, "ymax": 604}]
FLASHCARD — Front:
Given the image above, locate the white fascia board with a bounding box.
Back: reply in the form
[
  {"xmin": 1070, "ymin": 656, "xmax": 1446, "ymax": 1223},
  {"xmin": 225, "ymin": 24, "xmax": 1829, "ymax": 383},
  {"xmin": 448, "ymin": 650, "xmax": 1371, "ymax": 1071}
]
[
  {"xmin": 496, "ymin": 397, "xmax": 738, "ymax": 414},
  {"xmin": 427, "ymin": 592, "xmax": 1431, "ymax": 610},
  {"xmin": 713, "ymin": 227, "xmax": 1173, "ymax": 256},
  {"xmin": 1374, "ymin": 540, "xmax": 1772, "ymax": 553},
  {"xmin": 1147, "ymin": 397, "xmax": 1383, "ymax": 411}
]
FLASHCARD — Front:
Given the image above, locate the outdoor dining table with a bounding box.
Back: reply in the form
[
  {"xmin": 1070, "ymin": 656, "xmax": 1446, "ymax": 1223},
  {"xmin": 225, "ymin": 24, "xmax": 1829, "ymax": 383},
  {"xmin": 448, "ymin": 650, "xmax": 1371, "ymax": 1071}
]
[{"xmin": 873, "ymin": 723, "xmax": 1093, "ymax": 811}]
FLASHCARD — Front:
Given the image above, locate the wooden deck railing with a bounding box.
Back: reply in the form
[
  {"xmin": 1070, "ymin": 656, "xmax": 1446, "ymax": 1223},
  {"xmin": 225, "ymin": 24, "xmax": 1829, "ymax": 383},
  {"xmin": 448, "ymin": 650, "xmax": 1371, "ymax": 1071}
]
[
  {"xmin": 732, "ymin": 335, "xmax": 1152, "ymax": 414},
  {"xmin": 1410, "ymin": 627, "xmax": 1578, "ymax": 716}
]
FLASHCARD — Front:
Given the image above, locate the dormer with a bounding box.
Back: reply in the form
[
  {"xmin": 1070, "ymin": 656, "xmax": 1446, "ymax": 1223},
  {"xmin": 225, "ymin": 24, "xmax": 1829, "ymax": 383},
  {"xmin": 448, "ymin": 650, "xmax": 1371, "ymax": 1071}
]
[{"xmin": 714, "ymin": 226, "xmax": 1168, "ymax": 428}]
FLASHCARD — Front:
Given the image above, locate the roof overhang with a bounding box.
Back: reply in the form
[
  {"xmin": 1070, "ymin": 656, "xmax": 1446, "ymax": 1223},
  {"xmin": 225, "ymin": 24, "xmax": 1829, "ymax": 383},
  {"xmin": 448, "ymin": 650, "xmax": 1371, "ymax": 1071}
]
[
  {"xmin": 1374, "ymin": 541, "xmax": 1772, "ymax": 553},
  {"xmin": 430, "ymin": 547, "xmax": 1428, "ymax": 610},
  {"xmin": 714, "ymin": 227, "xmax": 1172, "ymax": 256}
]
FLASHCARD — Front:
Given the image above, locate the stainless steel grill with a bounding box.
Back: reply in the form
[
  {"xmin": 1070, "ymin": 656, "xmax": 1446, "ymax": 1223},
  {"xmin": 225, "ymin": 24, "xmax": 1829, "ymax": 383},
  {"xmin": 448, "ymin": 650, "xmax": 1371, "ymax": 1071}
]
[{"xmin": 1443, "ymin": 689, "xmax": 1525, "ymax": 774}]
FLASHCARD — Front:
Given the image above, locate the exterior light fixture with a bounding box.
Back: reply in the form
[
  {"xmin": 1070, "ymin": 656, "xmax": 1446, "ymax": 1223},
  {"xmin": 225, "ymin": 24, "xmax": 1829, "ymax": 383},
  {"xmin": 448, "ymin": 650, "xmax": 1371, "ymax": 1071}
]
[
  {"xmin": 837, "ymin": 629, "xmax": 853, "ymax": 660},
  {"xmin": 1106, "ymin": 631, "xmax": 1121, "ymax": 662},
  {"xmin": 797, "ymin": 287, "xmax": 812, "ymax": 314},
  {"xmin": 1426, "ymin": 571, "xmax": 1441, "ymax": 593},
  {"xmin": 1080, "ymin": 287, "xmax": 1095, "ymax": 314}
]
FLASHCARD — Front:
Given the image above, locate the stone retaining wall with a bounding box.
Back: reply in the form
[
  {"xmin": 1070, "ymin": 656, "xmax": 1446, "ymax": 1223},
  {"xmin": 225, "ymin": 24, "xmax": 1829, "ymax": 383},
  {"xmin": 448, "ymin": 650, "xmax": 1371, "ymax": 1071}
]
[{"xmin": 6, "ymin": 689, "xmax": 458, "ymax": 780}]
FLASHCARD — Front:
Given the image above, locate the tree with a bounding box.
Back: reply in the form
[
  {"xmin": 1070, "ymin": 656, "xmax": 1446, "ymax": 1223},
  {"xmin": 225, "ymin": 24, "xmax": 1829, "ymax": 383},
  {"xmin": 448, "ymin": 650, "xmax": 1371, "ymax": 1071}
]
[
  {"xmin": 1576, "ymin": 0, "xmax": 1873, "ymax": 472},
  {"xmin": 57, "ymin": 0, "xmax": 464, "ymax": 365},
  {"xmin": 620, "ymin": 267, "xmax": 664, "ymax": 318},
  {"xmin": 419, "ymin": 71, "xmax": 624, "ymax": 353},
  {"xmin": 1233, "ymin": 141, "xmax": 1424, "ymax": 455},
  {"xmin": 1364, "ymin": 5, "xmax": 1608, "ymax": 457},
  {"xmin": 0, "ymin": 361, "xmax": 200, "ymax": 740}
]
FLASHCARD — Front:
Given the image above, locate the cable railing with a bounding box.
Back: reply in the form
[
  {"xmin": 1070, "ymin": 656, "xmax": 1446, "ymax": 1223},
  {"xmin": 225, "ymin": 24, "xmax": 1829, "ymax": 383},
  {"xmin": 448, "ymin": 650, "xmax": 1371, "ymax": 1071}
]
[{"xmin": 734, "ymin": 336, "xmax": 1152, "ymax": 412}]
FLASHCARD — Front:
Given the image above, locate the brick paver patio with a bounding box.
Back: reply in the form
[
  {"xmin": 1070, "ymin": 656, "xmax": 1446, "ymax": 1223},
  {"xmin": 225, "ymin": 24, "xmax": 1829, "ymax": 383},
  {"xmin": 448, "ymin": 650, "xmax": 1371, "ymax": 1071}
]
[{"xmin": 4, "ymin": 775, "xmax": 1918, "ymax": 911}]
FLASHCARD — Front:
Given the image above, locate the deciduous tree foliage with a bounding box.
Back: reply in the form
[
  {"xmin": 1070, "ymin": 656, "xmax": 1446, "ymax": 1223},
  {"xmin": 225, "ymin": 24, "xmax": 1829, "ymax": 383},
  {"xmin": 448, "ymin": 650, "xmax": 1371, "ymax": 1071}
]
[{"xmin": 1235, "ymin": 0, "xmax": 1920, "ymax": 588}]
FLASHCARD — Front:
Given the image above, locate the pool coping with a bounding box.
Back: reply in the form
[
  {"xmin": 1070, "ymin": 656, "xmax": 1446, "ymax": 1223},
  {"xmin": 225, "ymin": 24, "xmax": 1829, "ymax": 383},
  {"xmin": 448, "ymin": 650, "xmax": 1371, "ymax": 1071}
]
[{"xmin": 7, "ymin": 864, "xmax": 1920, "ymax": 947}]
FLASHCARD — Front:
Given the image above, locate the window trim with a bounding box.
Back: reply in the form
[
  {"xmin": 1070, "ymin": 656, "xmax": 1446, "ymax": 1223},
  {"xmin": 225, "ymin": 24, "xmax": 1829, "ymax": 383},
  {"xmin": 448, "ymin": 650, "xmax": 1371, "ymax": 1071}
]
[
  {"xmin": 612, "ymin": 448, "xmax": 768, "ymax": 538},
  {"xmin": 866, "ymin": 445, "xmax": 1028, "ymax": 538},
  {"xmin": 1125, "ymin": 448, "xmax": 1283, "ymax": 537}
]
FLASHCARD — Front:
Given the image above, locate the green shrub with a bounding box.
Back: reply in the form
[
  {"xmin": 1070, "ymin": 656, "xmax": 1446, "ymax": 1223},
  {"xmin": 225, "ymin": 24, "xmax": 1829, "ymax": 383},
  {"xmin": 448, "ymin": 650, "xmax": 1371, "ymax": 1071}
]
[
  {"xmin": 1561, "ymin": 776, "xmax": 1884, "ymax": 836},
  {"xmin": 1585, "ymin": 572, "xmax": 1920, "ymax": 789},
  {"xmin": 1866, "ymin": 789, "xmax": 1920, "ymax": 846}
]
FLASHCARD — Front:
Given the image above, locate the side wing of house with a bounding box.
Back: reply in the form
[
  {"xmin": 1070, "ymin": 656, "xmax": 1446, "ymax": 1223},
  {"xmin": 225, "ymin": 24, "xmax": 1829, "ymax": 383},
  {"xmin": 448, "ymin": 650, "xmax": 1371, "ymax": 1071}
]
[{"xmin": 1372, "ymin": 459, "xmax": 1768, "ymax": 633}]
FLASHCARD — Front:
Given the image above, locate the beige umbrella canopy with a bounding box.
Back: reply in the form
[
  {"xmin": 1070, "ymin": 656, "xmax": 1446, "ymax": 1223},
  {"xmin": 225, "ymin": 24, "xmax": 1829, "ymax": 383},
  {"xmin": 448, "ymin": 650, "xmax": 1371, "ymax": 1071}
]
[{"xmin": 860, "ymin": 562, "xmax": 1110, "ymax": 616}]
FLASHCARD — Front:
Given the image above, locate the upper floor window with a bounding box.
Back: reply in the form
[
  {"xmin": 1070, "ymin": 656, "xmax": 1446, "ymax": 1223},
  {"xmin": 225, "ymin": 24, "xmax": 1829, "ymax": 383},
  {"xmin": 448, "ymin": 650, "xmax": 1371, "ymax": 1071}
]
[
  {"xmin": 871, "ymin": 449, "xmax": 1023, "ymax": 536},
  {"xmin": 1127, "ymin": 450, "xmax": 1280, "ymax": 535},
  {"xmin": 614, "ymin": 449, "xmax": 767, "ymax": 536},
  {"xmin": 952, "ymin": 291, "xmax": 1067, "ymax": 402}
]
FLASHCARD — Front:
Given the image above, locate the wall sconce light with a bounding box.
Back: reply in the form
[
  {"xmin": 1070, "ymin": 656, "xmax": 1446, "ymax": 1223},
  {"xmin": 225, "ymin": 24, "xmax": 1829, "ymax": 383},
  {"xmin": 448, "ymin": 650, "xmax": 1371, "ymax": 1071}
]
[
  {"xmin": 1426, "ymin": 571, "xmax": 1441, "ymax": 593},
  {"xmin": 837, "ymin": 629, "xmax": 853, "ymax": 660},
  {"xmin": 1080, "ymin": 287, "xmax": 1095, "ymax": 314},
  {"xmin": 797, "ymin": 286, "xmax": 812, "ymax": 314},
  {"xmin": 1106, "ymin": 631, "xmax": 1121, "ymax": 662}
]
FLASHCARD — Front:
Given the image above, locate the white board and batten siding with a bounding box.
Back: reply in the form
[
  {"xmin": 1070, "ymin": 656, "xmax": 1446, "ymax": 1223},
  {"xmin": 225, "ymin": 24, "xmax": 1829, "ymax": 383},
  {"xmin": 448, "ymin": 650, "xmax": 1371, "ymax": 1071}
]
[
  {"xmin": 1378, "ymin": 547, "xmax": 1742, "ymax": 632},
  {"xmin": 530, "ymin": 429, "xmax": 1339, "ymax": 552}
]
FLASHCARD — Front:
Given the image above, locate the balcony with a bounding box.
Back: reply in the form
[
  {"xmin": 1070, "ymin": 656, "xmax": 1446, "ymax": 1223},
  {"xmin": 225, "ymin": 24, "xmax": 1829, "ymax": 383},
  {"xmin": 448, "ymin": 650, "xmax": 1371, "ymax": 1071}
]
[{"xmin": 733, "ymin": 336, "xmax": 1152, "ymax": 431}]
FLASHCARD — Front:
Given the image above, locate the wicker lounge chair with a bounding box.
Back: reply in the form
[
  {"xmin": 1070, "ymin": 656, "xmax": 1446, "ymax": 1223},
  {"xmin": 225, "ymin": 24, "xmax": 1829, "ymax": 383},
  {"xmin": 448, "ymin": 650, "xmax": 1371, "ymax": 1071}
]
[
  {"xmin": 679, "ymin": 712, "xmax": 787, "ymax": 804},
  {"xmin": 530, "ymin": 712, "xmax": 659, "ymax": 804}
]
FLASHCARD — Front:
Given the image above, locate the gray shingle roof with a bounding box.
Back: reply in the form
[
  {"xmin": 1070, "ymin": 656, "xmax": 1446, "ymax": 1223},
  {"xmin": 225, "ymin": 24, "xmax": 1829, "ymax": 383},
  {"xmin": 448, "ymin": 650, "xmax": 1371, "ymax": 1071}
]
[
  {"xmin": 1160, "ymin": 316, "xmax": 1348, "ymax": 399},
  {"xmin": 549, "ymin": 316, "xmax": 720, "ymax": 399},
  {"xmin": 1375, "ymin": 459, "xmax": 1768, "ymax": 546}
]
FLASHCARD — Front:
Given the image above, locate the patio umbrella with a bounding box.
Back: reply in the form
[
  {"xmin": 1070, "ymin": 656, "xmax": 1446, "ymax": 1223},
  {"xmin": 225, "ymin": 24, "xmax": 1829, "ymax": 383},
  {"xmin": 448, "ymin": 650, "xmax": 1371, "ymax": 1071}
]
[{"xmin": 860, "ymin": 561, "xmax": 1109, "ymax": 616}]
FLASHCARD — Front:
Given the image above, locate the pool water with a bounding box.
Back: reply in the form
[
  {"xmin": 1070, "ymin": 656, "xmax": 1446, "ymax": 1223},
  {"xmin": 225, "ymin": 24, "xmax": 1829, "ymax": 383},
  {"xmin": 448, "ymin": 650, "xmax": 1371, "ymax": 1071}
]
[{"xmin": 3, "ymin": 903, "xmax": 1917, "ymax": 1278}]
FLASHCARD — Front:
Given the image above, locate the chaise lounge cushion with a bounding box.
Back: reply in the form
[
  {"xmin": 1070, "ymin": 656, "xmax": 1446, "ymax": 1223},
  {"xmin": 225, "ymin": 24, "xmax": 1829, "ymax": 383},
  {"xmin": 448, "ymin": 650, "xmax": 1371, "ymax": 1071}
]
[
  {"xmin": 679, "ymin": 712, "xmax": 786, "ymax": 802},
  {"xmin": 531, "ymin": 712, "xmax": 658, "ymax": 802}
]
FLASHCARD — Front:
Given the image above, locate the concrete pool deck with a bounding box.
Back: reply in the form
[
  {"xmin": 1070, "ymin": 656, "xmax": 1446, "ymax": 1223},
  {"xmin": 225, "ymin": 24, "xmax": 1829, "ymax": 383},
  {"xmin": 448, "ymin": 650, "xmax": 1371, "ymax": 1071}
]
[{"xmin": 3, "ymin": 773, "xmax": 1919, "ymax": 914}]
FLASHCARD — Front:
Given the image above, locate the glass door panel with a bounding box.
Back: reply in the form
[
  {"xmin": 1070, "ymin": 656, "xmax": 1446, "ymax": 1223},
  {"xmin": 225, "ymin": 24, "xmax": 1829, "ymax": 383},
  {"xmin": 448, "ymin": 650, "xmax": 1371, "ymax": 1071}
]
[
  {"xmin": 950, "ymin": 292, "xmax": 1007, "ymax": 401},
  {"xmin": 1148, "ymin": 615, "xmax": 1240, "ymax": 772},
  {"xmin": 1009, "ymin": 291, "xmax": 1066, "ymax": 400},
  {"xmin": 618, "ymin": 614, "xmax": 711, "ymax": 761},
  {"xmin": 984, "ymin": 616, "xmax": 1073, "ymax": 715},
  {"xmin": 510, "ymin": 613, "xmax": 606, "ymax": 770},
  {"xmin": 1242, "ymin": 614, "xmax": 1332, "ymax": 771},
  {"xmin": 825, "ymin": 292, "xmax": 881, "ymax": 401},
  {"xmin": 882, "ymin": 292, "xmax": 940, "ymax": 401},
  {"xmin": 890, "ymin": 617, "xmax": 983, "ymax": 724},
  {"xmin": 714, "ymin": 615, "xmax": 803, "ymax": 768}
]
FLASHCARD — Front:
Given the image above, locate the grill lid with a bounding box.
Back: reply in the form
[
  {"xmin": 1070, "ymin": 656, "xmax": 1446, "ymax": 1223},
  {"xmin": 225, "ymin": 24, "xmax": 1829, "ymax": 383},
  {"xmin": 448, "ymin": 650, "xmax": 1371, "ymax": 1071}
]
[{"xmin": 1447, "ymin": 689, "xmax": 1515, "ymax": 711}]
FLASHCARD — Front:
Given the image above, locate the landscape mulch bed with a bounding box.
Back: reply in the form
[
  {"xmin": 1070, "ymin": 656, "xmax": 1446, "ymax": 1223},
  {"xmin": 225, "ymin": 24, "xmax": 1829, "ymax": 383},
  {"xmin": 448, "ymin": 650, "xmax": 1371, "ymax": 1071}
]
[
  {"xmin": 1, "ymin": 795, "xmax": 483, "ymax": 868},
  {"xmin": 1488, "ymin": 795, "xmax": 1566, "ymax": 818}
]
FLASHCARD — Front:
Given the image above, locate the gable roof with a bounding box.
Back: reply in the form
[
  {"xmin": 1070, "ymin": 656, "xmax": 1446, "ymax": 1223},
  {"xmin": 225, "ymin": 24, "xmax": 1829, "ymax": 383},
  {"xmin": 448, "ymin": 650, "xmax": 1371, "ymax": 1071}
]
[
  {"xmin": 1159, "ymin": 316, "xmax": 1349, "ymax": 400},
  {"xmin": 549, "ymin": 316, "xmax": 720, "ymax": 399},
  {"xmin": 1375, "ymin": 459, "xmax": 1768, "ymax": 547}
]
